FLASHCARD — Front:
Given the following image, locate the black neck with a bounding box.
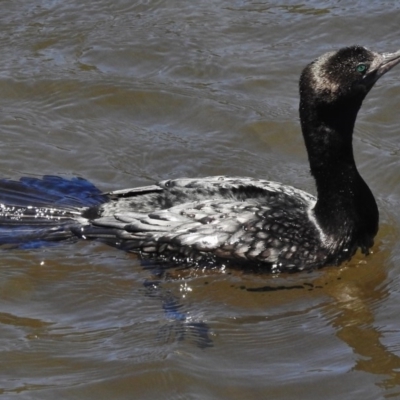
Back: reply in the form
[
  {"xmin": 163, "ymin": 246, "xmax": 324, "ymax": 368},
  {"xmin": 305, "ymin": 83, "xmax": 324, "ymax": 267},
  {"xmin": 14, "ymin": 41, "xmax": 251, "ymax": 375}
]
[{"xmin": 300, "ymin": 96, "xmax": 379, "ymax": 252}]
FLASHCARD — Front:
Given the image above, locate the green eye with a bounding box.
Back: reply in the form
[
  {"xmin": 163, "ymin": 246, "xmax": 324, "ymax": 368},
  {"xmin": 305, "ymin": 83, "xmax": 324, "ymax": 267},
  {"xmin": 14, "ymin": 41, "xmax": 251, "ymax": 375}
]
[{"xmin": 356, "ymin": 64, "xmax": 367, "ymax": 73}]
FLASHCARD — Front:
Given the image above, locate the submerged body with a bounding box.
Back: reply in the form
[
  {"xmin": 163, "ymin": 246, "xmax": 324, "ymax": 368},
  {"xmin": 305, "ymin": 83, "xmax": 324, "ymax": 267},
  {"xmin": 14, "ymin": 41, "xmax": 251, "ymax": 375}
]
[{"xmin": 0, "ymin": 46, "xmax": 399, "ymax": 272}]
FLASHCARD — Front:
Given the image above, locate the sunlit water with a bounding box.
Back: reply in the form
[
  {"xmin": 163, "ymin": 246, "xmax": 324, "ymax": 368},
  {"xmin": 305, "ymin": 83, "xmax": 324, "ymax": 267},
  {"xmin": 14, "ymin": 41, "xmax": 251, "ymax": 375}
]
[{"xmin": 1, "ymin": 1, "xmax": 400, "ymax": 399}]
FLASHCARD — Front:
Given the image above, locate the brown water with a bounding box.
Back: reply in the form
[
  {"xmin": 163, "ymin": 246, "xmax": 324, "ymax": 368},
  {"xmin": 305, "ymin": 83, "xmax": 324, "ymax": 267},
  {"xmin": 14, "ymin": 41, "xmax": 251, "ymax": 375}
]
[{"xmin": 1, "ymin": 1, "xmax": 400, "ymax": 398}]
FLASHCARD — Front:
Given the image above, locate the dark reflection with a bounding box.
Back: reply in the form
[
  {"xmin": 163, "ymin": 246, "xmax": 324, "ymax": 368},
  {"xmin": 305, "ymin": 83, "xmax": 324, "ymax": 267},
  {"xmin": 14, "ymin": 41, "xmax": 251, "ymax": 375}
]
[
  {"xmin": 235, "ymin": 240, "xmax": 400, "ymax": 389},
  {"xmin": 247, "ymin": 284, "xmax": 305, "ymax": 292},
  {"xmin": 308, "ymin": 237, "xmax": 400, "ymax": 390}
]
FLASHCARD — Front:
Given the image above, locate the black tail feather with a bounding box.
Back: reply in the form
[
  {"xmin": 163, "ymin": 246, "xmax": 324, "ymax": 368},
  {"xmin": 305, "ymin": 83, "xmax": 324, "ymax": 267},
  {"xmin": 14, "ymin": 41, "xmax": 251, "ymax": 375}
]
[
  {"xmin": 0, "ymin": 175, "xmax": 107, "ymax": 208},
  {"xmin": 0, "ymin": 176, "xmax": 107, "ymax": 247}
]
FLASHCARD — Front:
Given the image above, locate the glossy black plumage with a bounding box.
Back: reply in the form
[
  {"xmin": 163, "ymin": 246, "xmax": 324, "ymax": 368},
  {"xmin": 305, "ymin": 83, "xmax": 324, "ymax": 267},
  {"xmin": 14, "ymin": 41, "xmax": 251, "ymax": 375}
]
[{"xmin": 0, "ymin": 46, "xmax": 399, "ymax": 272}]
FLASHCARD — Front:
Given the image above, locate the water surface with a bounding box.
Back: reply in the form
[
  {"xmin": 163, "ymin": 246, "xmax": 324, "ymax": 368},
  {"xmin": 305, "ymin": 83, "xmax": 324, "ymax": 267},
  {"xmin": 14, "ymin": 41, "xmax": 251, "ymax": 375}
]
[{"xmin": 1, "ymin": 1, "xmax": 400, "ymax": 398}]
